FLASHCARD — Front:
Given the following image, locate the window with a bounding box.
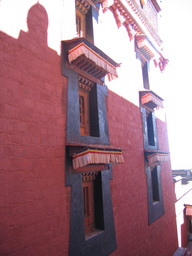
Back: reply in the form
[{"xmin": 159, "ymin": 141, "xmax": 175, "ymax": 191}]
[
  {"xmin": 141, "ymin": 107, "xmax": 158, "ymax": 150},
  {"xmin": 146, "ymin": 165, "xmax": 164, "ymax": 224},
  {"xmin": 142, "ymin": 62, "xmax": 150, "ymax": 89},
  {"xmin": 151, "ymin": 166, "xmax": 160, "ymax": 203},
  {"xmin": 82, "ymin": 172, "xmax": 104, "ymax": 239},
  {"xmin": 146, "ymin": 111, "xmax": 155, "ymax": 146},
  {"xmin": 65, "ymin": 153, "xmax": 117, "ymax": 255},
  {"xmin": 76, "ymin": 15, "xmax": 81, "ymax": 37},
  {"xmin": 83, "ymin": 181, "xmax": 94, "ymax": 234},
  {"xmin": 76, "ymin": 9, "xmax": 86, "ymax": 37},
  {"xmin": 140, "ymin": 90, "xmax": 163, "ymax": 150},
  {"xmin": 189, "ymin": 219, "xmax": 192, "ymax": 234},
  {"xmin": 78, "ymin": 76, "xmax": 99, "ymax": 137},
  {"xmin": 79, "ymin": 89, "xmax": 90, "ymax": 136},
  {"xmin": 63, "ymin": 3, "xmax": 118, "ymax": 252},
  {"xmin": 75, "ymin": 0, "xmax": 94, "ymax": 43}
]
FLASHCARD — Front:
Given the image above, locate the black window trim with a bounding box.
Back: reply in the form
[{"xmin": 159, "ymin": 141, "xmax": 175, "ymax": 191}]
[{"xmin": 146, "ymin": 165, "xmax": 164, "ymax": 224}]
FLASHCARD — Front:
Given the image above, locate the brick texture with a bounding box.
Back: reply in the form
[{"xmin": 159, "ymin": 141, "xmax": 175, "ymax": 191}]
[
  {"xmin": 0, "ymin": 2, "xmax": 178, "ymax": 256},
  {"xmin": 0, "ymin": 4, "xmax": 70, "ymax": 256},
  {"xmin": 107, "ymin": 91, "xmax": 178, "ymax": 256}
]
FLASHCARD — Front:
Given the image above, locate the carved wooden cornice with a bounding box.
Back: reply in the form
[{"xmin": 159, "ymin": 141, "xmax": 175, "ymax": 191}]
[
  {"xmin": 115, "ymin": 0, "xmax": 162, "ymax": 46},
  {"xmin": 149, "ymin": 0, "xmax": 161, "ymax": 12},
  {"xmin": 101, "ymin": 0, "xmax": 162, "ymax": 48},
  {"xmin": 101, "ymin": 0, "xmax": 169, "ymax": 70},
  {"xmin": 76, "ymin": 0, "xmax": 91, "ymax": 14},
  {"xmin": 75, "ymin": 0, "xmax": 168, "ymax": 70},
  {"xmin": 79, "ymin": 0, "xmax": 162, "ymax": 47}
]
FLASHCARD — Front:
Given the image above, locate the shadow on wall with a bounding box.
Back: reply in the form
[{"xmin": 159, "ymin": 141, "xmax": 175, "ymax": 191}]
[
  {"xmin": 1, "ymin": 3, "xmax": 58, "ymax": 79},
  {"xmin": 0, "ymin": 3, "xmax": 66, "ymax": 121},
  {"xmin": 26, "ymin": 3, "xmax": 48, "ymax": 45},
  {"xmin": 0, "ymin": 3, "xmax": 68, "ymax": 256}
]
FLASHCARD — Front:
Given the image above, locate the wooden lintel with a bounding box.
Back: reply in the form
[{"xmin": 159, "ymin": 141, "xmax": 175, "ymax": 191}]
[
  {"xmin": 77, "ymin": 60, "xmax": 89, "ymax": 70},
  {"xmin": 72, "ymin": 164, "xmax": 109, "ymax": 173},
  {"xmin": 97, "ymin": 72, "xmax": 107, "ymax": 79},
  {"xmin": 94, "ymin": 69, "xmax": 105, "ymax": 78},
  {"xmin": 67, "ymin": 63, "xmax": 105, "ymax": 85},
  {"xmin": 88, "ymin": 66, "xmax": 97, "ymax": 73},
  {"xmin": 72, "ymin": 57, "xmax": 85, "ymax": 66},
  {"xmin": 84, "ymin": 63, "xmax": 93, "ymax": 72}
]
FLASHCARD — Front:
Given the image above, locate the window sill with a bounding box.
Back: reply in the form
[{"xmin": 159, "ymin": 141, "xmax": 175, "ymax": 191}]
[
  {"xmin": 85, "ymin": 229, "xmax": 104, "ymax": 241},
  {"xmin": 153, "ymin": 201, "xmax": 160, "ymax": 205}
]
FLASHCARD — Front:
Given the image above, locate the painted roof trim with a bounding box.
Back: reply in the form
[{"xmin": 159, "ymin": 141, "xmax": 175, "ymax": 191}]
[
  {"xmin": 149, "ymin": 0, "xmax": 161, "ymax": 12},
  {"xmin": 102, "ymin": 0, "xmax": 162, "ymax": 49}
]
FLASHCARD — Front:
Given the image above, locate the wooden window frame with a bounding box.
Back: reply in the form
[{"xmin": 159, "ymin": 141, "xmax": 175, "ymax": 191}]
[
  {"xmin": 146, "ymin": 165, "xmax": 164, "ymax": 224},
  {"xmin": 83, "ymin": 181, "xmax": 95, "ymax": 234},
  {"xmin": 76, "ymin": 9, "xmax": 86, "ymax": 38},
  {"xmin": 82, "ymin": 172, "xmax": 104, "ymax": 239},
  {"xmin": 79, "ymin": 89, "xmax": 90, "ymax": 136},
  {"xmin": 78, "ymin": 75, "xmax": 100, "ymax": 138},
  {"xmin": 141, "ymin": 106, "xmax": 158, "ymax": 150}
]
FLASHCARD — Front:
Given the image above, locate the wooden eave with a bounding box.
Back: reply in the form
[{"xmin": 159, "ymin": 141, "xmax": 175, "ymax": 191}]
[
  {"xmin": 66, "ymin": 142, "xmax": 123, "ymax": 152},
  {"xmin": 71, "ymin": 147, "xmax": 124, "ymax": 169},
  {"xmin": 63, "ymin": 38, "xmax": 120, "ymax": 84},
  {"xmin": 135, "ymin": 35, "xmax": 157, "ymax": 61},
  {"xmin": 144, "ymin": 150, "xmax": 170, "ymax": 166},
  {"xmin": 114, "ymin": 0, "xmax": 162, "ymax": 47},
  {"xmin": 149, "ymin": 0, "xmax": 161, "ymax": 12},
  {"xmin": 139, "ymin": 90, "xmax": 164, "ymax": 110},
  {"xmin": 101, "ymin": 0, "xmax": 168, "ymax": 70}
]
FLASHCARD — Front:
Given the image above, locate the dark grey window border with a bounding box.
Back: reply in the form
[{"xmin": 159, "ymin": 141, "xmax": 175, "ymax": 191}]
[
  {"xmin": 61, "ymin": 41, "xmax": 110, "ymax": 146},
  {"xmin": 65, "ymin": 148, "xmax": 117, "ymax": 256},
  {"xmin": 141, "ymin": 106, "xmax": 158, "ymax": 150},
  {"xmin": 63, "ymin": 5, "xmax": 117, "ymax": 255},
  {"xmin": 142, "ymin": 62, "xmax": 150, "ymax": 90},
  {"xmin": 146, "ymin": 165, "xmax": 164, "ymax": 224}
]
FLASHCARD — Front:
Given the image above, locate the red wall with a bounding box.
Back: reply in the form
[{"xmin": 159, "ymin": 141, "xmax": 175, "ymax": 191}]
[
  {"xmin": 0, "ymin": 4, "xmax": 70, "ymax": 256},
  {"xmin": 0, "ymin": 3, "xmax": 178, "ymax": 256},
  {"xmin": 107, "ymin": 91, "xmax": 178, "ymax": 256}
]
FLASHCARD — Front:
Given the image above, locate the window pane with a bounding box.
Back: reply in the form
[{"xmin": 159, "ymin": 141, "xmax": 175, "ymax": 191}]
[
  {"xmin": 147, "ymin": 112, "xmax": 155, "ymax": 146},
  {"xmin": 79, "ymin": 90, "xmax": 90, "ymax": 136},
  {"xmin": 82, "ymin": 172, "xmax": 104, "ymax": 236},
  {"xmin": 151, "ymin": 167, "xmax": 160, "ymax": 202},
  {"xmin": 76, "ymin": 15, "xmax": 81, "ymax": 37},
  {"xmin": 79, "ymin": 95, "xmax": 85, "ymax": 125},
  {"xmin": 83, "ymin": 181, "xmax": 94, "ymax": 234}
]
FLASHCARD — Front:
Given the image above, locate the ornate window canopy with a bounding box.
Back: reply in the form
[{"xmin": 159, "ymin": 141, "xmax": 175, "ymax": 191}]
[
  {"xmin": 71, "ymin": 147, "xmax": 124, "ymax": 169},
  {"xmin": 145, "ymin": 150, "xmax": 170, "ymax": 167},
  {"xmin": 185, "ymin": 205, "xmax": 192, "ymax": 216},
  {"xmin": 140, "ymin": 90, "xmax": 163, "ymax": 110},
  {"xmin": 135, "ymin": 35, "xmax": 157, "ymax": 61},
  {"xmin": 63, "ymin": 38, "xmax": 120, "ymax": 84},
  {"xmin": 135, "ymin": 35, "xmax": 169, "ymax": 70}
]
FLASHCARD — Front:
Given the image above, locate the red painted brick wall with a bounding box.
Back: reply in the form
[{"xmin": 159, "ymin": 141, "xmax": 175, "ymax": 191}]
[
  {"xmin": 107, "ymin": 91, "xmax": 178, "ymax": 256},
  {"xmin": 0, "ymin": 2, "xmax": 178, "ymax": 256},
  {"xmin": 0, "ymin": 4, "xmax": 70, "ymax": 256}
]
